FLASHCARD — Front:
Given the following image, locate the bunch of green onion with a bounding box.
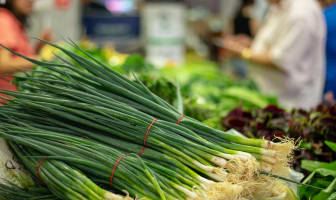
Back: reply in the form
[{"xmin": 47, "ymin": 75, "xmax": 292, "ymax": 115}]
[
  {"xmin": 0, "ymin": 120, "xmax": 240, "ymax": 200},
  {"xmin": 8, "ymin": 142, "xmax": 132, "ymax": 200},
  {"xmin": 0, "ymin": 41, "xmax": 295, "ymax": 200}
]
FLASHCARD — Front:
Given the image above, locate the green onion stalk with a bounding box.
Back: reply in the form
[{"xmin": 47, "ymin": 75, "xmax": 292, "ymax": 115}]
[{"xmin": 7, "ymin": 143, "xmax": 132, "ymax": 200}]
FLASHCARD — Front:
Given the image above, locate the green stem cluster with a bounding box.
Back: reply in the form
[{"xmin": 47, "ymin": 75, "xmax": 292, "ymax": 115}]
[{"xmin": 0, "ymin": 41, "xmax": 293, "ymax": 199}]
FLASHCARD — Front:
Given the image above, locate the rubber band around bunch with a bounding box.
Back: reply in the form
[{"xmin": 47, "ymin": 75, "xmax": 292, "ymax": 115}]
[
  {"xmin": 110, "ymin": 155, "xmax": 127, "ymax": 186},
  {"xmin": 37, "ymin": 158, "xmax": 47, "ymax": 183},
  {"xmin": 138, "ymin": 118, "xmax": 158, "ymax": 156},
  {"xmin": 177, "ymin": 114, "xmax": 184, "ymax": 125}
]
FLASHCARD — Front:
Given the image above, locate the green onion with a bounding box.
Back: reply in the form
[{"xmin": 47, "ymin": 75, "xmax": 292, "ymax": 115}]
[{"xmin": 0, "ymin": 41, "xmax": 295, "ymax": 199}]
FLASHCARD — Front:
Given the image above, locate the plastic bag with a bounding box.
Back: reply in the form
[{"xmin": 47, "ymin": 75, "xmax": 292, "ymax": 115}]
[{"xmin": 0, "ymin": 139, "xmax": 33, "ymax": 188}]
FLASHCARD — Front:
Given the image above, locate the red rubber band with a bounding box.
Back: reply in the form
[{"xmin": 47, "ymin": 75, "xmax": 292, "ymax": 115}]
[
  {"xmin": 138, "ymin": 146, "xmax": 147, "ymax": 156},
  {"xmin": 138, "ymin": 118, "xmax": 157, "ymax": 156},
  {"xmin": 138, "ymin": 118, "xmax": 158, "ymax": 156},
  {"xmin": 110, "ymin": 155, "xmax": 127, "ymax": 186},
  {"xmin": 37, "ymin": 158, "xmax": 47, "ymax": 183},
  {"xmin": 144, "ymin": 118, "xmax": 157, "ymax": 146},
  {"xmin": 177, "ymin": 114, "xmax": 184, "ymax": 125}
]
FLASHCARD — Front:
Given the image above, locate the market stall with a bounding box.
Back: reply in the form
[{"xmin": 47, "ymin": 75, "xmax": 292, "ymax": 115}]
[{"xmin": 0, "ymin": 41, "xmax": 334, "ymax": 200}]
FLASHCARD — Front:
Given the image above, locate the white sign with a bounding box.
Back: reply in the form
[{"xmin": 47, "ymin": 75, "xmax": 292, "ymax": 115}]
[{"xmin": 143, "ymin": 3, "xmax": 185, "ymax": 67}]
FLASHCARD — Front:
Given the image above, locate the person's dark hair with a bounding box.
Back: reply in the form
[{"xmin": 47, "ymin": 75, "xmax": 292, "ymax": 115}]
[
  {"xmin": 242, "ymin": 0, "xmax": 255, "ymax": 6},
  {"xmin": 0, "ymin": 0, "xmax": 28, "ymax": 26}
]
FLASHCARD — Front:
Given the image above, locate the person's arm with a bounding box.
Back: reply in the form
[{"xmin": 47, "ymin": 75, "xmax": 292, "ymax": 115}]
[
  {"xmin": 224, "ymin": 15, "xmax": 311, "ymax": 72},
  {"xmin": 240, "ymin": 48, "xmax": 278, "ymax": 69},
  {"xmin": 235, "ymin": 34, "xmax": 253, "ymax": 48},
  {"xmin": 0, "ymin": 48, "xmax": 36, "ymax": 74},
  {"xmin": 222, "ymin": 38, "xmax": 280, "ymax": 70},
  {"xmin": 0, "ymin": 14, "xmax": 36, "ymax": 74}
]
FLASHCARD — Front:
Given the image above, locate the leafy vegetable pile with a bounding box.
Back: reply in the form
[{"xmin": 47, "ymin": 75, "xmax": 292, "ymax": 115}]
[
  {"xmin": 299, "ymin": 141, "xmax": 336, "ymax": 200},
  {"xmin": 161, "ymin": 60, "xmax": 278, "ymax": 116},
  {"xmin": 0, "ymin": 42, "xmax": 295, "ymax": 200},
  {"xmin": 221, "ymin": 104, "xmax": 336, "ymax": 172},
  {"xmin": 118, "ymin": 55, "xmax": 278, "ymax": 127}
]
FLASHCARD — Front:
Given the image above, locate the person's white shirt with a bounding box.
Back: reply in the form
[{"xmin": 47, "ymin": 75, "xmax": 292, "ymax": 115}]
[{"xmin": 250, "ymin": 0, "xmax": 326, "ymax": 109}]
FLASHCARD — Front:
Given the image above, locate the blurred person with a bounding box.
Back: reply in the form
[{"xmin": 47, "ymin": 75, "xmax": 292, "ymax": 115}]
[
  {"xmin": 0, "ymin": 0, "xmax": 51, "ymax": 180},
  {"xmin": 320, "ymin": 0, "xmax": 336, "ymax": 97},
  {"xmin": 222, "ymin": 0, "xmax": 269, "ymax": 36},
  {"xmin": 221, "ymin": 0, "xmax": 269, "ymax": 78},
  {"xmin": 0, "ymin": 0, "xmax": 51, "ymax": 96},
  {"xmin": 224, "ymin": 0, "xmax": 257, "ymax": 77},
  {"xmin": 222, "ymin": 0, "xmax": 326, "ymax": 109}
]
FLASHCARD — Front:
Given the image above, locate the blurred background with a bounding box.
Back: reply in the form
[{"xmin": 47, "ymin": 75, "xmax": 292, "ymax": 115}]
[{"xmin": 25, "ymin": 0, "xmax": 269, "ymax": 66}]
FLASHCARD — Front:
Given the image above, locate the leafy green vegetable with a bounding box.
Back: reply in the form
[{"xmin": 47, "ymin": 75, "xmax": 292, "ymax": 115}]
[
  {"xmin": 326, "ymin": 141, "xmax": 336, "ymax": 152},
  {"xmin": 137, "ymin": 73, "xmax": 177, "ymax": 106},
  {"xmin": 328, "ymin": 192, "xmax": 336, "ymax": 200},
  {"xmin": 222, "ymin": 104, "xmax": 336, "ymax": 171},
  {"xmin": 299, "ymin": 141, "xmax": 336, "ymax": 199},
  {"xmin": 121, "ymin": 54, "xmax": 155, "ymax": 74},
  {"xmin": 301, "ymin": 160, "xmax": 330, "ymax": 172}
]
